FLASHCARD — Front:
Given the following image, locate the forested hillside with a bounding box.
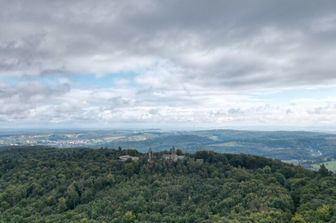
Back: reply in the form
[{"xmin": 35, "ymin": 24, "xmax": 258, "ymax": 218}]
[{"xmin": 0, "ymin": 147, "xmax": 335, "ymax": 223}]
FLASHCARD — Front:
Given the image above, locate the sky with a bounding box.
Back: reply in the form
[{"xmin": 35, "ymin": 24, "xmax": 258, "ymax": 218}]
[{"xmin": 1, "ymin": 0, "xmax": 336, "ymax": 130}]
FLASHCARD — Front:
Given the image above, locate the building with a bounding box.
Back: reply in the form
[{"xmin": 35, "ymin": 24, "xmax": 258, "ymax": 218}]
[
  {"xmin": 162, "ymin": 147, "xmax": 185, "ymax": 161},
  {"xmin": 119, "ymin": 155, "xmax": 140, "ymax": 162},
  {"xmin": 147, "ymin": 148, "xmax": 153, "ymax": 162},
  {"xmin": 162, "ymin": 153, "xmax": 185, "ymax": 161}
]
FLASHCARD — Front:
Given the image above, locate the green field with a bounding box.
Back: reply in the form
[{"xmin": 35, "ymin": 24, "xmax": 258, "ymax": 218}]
[{"xmin": 313, "ymin": 160, "xmax": 336, "ymax": 172}]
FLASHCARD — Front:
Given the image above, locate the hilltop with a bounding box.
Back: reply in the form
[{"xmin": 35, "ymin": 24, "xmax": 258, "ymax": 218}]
[{"xmin": 0, "ymin": 147, "xmax": 335, "ymax": 222}]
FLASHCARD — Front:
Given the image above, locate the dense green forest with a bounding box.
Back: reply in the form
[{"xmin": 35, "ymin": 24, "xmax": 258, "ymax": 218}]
[{"xmin": 0, "ymin": 147, "xmax": 335, "ymax": 223}]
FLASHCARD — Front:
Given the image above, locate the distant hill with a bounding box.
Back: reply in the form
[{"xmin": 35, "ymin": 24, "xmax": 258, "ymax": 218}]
[
  {"xmin": 0, "ymin": 147, "xmax": 335, "ymax": 222},
  {"xmin": 1, "ymin": 129, "xmax": 335, "ymax": 169}
]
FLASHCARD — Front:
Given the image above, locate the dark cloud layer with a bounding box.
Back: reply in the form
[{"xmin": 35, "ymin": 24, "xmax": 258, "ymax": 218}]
[{"xmin": 1, "ymin": 0, "xmax": 336, "ymax": 88}]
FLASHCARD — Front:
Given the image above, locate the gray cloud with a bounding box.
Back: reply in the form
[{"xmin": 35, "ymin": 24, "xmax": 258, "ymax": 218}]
[
  {"xmin": 1, "ymin": 0, "xmax": 336, "ymax": 88},
  {"xmin": 1, "ymin": 0, "xmax": 336, "ymax": 128},
  {"xmin": 0, "ymin": 81, "xmax": 70, "ymax": 101},
  {"xmin": 0, "ymin": 81, "xmax": 71, "ymax": 121}
]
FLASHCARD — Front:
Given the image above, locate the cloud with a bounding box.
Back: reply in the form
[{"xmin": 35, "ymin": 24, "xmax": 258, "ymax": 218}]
[
  {"xmin": 1, "ymin": 77, "xmax": 335, "ymax": 128},
  {"xmin": 1, "ymin": 0, "xmax": 336, "ymax": 128},
  {"xmin": 1, "ymin": 0, "xmax": 336, "ymax": 86}
]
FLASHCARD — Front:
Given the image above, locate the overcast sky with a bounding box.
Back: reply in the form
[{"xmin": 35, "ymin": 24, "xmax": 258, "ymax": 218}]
[{"xmin": 1, "ymin": 0, "xmax": 336, "ymax": 130}]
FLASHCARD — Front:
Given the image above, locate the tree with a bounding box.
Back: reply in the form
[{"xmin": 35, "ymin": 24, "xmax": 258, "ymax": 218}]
[
  {"xmin": 291, "ymin": 214, "xmax": 306, "ymax": 223},
  {"xmin": 316, "ymin": 204, "xmax": 333, "ymax": 221},
  {"xmin": 66, "ymin": 183, "xmax": 80, "ymax": 209},
  {"xmin": 123, "ymin": 211, "xmax": 136, "ymax": 222},
  {"xmin": 318, "ymin": 164, "xmax": 331, "ymax": 177}
]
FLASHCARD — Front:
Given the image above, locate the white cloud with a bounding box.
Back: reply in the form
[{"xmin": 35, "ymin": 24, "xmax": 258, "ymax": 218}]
[{"xmin": 1, "ymin": 0, "xmax": 336, "ymax": 129}]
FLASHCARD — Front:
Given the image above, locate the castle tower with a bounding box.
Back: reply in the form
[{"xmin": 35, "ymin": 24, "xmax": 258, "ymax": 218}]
[{"xmin": 147, "ymin": 148, "xmax": 153, "ymax": 162}]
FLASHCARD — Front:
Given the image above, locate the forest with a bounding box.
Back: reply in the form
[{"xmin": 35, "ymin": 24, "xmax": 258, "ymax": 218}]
[{"xmin": 0, "ymin": 146, "xmax": 335, "ymax": 223}]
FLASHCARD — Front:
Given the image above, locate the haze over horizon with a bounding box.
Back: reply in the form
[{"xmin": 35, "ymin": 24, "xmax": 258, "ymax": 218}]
[{"xmin": 1, "ymin": 0, "xmax": 336, "ymax": 130}]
